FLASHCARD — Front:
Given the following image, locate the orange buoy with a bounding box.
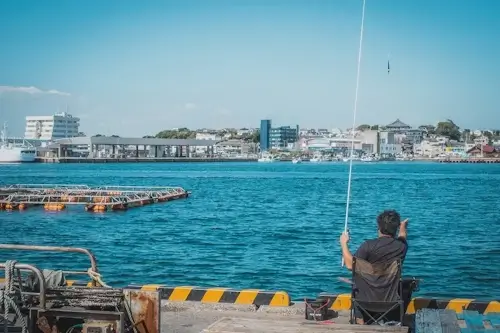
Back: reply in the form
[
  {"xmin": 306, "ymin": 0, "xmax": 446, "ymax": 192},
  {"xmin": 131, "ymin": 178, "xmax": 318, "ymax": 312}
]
[
  {"xmin": 44, "ymin": 203, "xmax": 65, "ymax": 211},
  {"xmin": 93, "ymin": 205, "xmax": 106, "ymax": 212},
  {"xmin": 18, "ymin": 203, "xmax": 27, "ymax": 211},
  {"xmin": 5, "ymin": 203, "xmax": 16, "ymax": 211}
]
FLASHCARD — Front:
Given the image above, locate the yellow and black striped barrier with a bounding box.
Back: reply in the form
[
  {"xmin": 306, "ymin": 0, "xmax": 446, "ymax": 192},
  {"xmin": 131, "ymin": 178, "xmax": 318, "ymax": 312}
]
[
  {"xmin": 318, "ymin": 293, "xmax": 500, "ymax": 314},
  {"xmin": 125, "ymin": 285, "xmax": 291, "ymax": 307},
  {"xmin": 1, "ymin": 278, "xmax": 95, "ymax": 287}
]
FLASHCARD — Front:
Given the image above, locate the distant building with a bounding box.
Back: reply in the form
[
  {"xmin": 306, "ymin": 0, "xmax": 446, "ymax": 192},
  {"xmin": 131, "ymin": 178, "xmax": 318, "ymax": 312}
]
[
  {"xmin": 195, "ymin": 132, "xmax": 222, "ymax": 154},
  {"xmin": 359, "ymin": 130, "xmax": 379, "ymax": 154},
  {"xmin": 196, "ymin": 133, "xmax": 221, "ymax": 141},
  {"xmin": 379, "ymin": 131, "xmax": 401, "ymax": 155},
  {"xmin": 24, "ymin": 112, "xmax": 80, "ymax": 140},
  {"xmin": 260, "ymin": 119, "xmax": 272, "ymax": 151},
  {"xmin": 270, "ymin": 125, "xmax": 299, "ymax": 149},
  {"xmin": 385, "ymin": 119, "xmax": 411, "ymax": 132},
  {"xmin": 384, "ymin": 119, "xmax": 423, "ymax": 145},
  {"xmin": 215, "ymin": 139, "xmax": 257, "ymax": 155},
  {"xmin": 404, "ymin": 129, "xmax": 425, "ymax": 144}
]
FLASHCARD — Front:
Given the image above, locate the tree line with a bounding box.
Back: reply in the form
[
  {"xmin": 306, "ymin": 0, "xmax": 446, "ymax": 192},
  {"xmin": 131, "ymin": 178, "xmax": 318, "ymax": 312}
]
[{"xmin": 153, "ymin": 128, "xmax": 260, "ymax": 143}]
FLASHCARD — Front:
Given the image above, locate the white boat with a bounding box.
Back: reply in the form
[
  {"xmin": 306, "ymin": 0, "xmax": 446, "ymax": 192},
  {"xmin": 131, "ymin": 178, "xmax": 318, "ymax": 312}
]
[
  {"xmin": 257, "ymin": 152, "xmax": 275, "ymax": 162},
  {"xmin": 343, "ymin": 155, "xmax": 357, "ymax": 162},
  {"xmin": 0, "ymin": 123, "xmax": 36, "ymax": 163},
  {"xmin": 310, "ymin": 154, "xmax": 323, "ymax": 163},
  {"xmin": 361, "ymin": 154, "xmax": 380, "ymax": 162},
  {"xmin": 292, "ymin": 157, "xmax": 302, "ymax": 164}
]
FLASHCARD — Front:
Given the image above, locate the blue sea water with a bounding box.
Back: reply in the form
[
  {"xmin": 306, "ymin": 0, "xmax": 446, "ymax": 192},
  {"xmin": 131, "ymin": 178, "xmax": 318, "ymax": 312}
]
[{"xmin": 0, "ymin": 162, "xmax": 499, "ymax": 300}]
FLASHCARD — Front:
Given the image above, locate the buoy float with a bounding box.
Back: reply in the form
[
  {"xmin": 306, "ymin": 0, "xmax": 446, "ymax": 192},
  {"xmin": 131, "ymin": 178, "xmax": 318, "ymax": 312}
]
[
  {"xmin": 93, "ymin": 205, "xmax": 106, "ymax": 212},
  {"xmin": 18, "ymin": 203, "xmax": 27, "ymax": 211},
  {"xmin": 5, "ymin": 203, "xmax": 17, "ymax": 211},
  {"xmin": 44, "ymin": 203, "xmax": 65, "ymax": 211}
]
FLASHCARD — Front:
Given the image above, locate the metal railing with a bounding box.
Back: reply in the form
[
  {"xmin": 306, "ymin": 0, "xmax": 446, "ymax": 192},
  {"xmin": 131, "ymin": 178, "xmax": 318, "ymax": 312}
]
[
  {"xmin": 0, "ymin": 262, "xmax": 47, "ymax": 308},
  {"xmin": 0, "ymin": 244, "xmax": 99, "ymax": 285}
]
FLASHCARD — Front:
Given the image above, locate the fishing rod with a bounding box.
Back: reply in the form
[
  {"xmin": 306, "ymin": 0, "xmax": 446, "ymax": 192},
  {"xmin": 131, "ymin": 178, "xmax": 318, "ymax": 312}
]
[{"xmin": 342, "ymin": 0, "xmax": 366, "ymax": 266}]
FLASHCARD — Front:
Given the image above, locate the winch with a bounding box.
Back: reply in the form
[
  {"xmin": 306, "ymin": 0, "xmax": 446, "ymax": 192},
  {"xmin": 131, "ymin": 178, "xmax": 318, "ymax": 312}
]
[{"xmin": 0, "ymin": 244, "xmax": 160, "ymax": 333}]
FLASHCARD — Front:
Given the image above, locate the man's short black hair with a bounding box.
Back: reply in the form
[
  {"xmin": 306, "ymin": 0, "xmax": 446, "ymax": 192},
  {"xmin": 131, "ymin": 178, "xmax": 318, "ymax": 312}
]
[{"xmin": 377, "ymin": 210, "xmax": 401, "ymax": 237}]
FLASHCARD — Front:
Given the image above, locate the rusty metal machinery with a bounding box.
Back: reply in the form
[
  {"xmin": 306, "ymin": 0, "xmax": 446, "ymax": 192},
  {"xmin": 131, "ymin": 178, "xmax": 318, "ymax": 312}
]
[{"xmin": 0, "ymin": 244, "xmax": 160, "ymax": 333}]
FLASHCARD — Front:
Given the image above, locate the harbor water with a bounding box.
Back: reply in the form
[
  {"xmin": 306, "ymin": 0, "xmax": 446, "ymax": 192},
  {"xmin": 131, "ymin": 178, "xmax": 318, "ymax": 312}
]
[{"xmin": 1, "ymin": 162, "xmax": 499, "ymax": 300}]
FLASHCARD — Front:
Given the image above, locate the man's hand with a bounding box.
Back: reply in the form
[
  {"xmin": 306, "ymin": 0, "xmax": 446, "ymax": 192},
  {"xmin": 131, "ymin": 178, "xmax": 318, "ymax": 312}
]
[
  {"xmin": 399, "ymin": 218, "xmax": 409, "ymax": 240},
  {"xmin": 340, "ymin": 231, "xmax": 350, "ymax": 246}
]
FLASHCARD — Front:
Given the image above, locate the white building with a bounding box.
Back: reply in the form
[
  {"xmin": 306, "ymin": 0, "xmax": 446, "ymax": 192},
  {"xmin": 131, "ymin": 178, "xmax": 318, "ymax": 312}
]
[
  {"xmin": 24, "ymin": 112, "xmax": 80, "ymax": 140},
  {"xmin": 195, "ymin": 132, "xmax": 222, "ymax": 154}
]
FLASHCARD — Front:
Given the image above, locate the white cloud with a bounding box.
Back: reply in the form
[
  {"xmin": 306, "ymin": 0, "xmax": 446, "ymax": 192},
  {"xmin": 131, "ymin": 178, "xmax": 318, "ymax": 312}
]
[
  {"xmin": 0, "ymin": 85, "xmax": 70, "ymax": 96},
  {"xmin": 184, "ymin": 102, "xmax": 197, "ymax": 110}
]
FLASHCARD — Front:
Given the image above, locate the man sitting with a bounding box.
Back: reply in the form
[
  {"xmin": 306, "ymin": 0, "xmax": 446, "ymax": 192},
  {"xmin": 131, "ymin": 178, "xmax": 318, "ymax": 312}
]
[{"xmin": 339, "ymin": 209, "xmax": 408, "ymax": 324}]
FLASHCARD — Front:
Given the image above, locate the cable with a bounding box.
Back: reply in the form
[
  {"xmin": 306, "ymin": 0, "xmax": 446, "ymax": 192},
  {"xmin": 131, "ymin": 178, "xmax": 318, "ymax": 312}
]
[{"xmin": 342, "ymin": 0, "xmax": 366, "ymax": 266}]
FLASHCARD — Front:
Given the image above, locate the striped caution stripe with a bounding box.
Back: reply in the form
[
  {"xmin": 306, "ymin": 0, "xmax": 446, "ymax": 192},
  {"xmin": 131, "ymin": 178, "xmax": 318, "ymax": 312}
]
[
  {"xmin": 407, "ymin": 298, "xmax": 500, "ymax": 315},
  {"xmin": 125, "ymin": 285, "xmax": 291, "ymax": 307},
  {"xmin": 1, "ymin": 278, "xmax": 95, "ymax": 287},
  {"xmin": 318, "ymin": 294, "xmax": 500, "ymax": 314}
]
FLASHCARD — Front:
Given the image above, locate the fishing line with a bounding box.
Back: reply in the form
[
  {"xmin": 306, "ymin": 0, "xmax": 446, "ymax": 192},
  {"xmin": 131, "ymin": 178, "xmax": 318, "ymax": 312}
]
[{"xmin": 342, "ymin": 0, "xmax": 366, "ymax": 266}]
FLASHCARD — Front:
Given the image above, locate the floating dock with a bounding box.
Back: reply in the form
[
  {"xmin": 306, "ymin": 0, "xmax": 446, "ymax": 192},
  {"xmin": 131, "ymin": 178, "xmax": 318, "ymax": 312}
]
[{"xmin": 0, "ymin": 183, "xmax": 189, "ymax": 212}]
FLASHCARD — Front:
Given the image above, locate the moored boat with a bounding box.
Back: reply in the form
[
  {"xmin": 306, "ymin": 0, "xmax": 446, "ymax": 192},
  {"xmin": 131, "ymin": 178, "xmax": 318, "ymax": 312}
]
[{"xmin": 0, "ymin": 123, "xmax": 36, "ymax": 163}]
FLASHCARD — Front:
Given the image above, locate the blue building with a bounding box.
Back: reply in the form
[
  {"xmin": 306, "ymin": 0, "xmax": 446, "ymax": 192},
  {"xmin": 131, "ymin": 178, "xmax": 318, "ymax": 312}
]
[
  {"xmin": 260, "ymin": 119, "xmax": 271, "ymax": 151},
  {"xmin": 270, "ymin": 126, "xmax": 299, "ymax": 149}
]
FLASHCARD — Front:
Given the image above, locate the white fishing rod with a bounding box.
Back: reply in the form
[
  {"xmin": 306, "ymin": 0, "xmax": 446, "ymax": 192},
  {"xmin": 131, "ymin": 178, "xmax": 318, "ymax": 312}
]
[{"xmin": 342, "ymin": 0, "xmax": 366, "ymax": 266}]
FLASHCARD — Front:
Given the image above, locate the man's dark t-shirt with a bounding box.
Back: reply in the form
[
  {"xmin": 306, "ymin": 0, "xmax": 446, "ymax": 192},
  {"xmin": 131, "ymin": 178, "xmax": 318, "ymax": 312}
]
[{"xmin": 354, "ymin": 236, "xmax": 408, "ymax": 264}]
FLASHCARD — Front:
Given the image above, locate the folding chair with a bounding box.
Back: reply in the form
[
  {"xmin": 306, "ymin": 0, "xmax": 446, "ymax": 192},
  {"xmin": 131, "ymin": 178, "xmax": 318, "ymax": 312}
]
[{"xmin": 350, "ymin": 257, "xmax": 404, "ymax": 326}]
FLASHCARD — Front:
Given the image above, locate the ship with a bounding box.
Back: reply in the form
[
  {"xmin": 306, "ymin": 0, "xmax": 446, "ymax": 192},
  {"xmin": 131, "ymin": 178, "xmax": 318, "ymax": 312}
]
[{"xmin": 0, "ymin": 122, "xmax": 36, "ymax": 163}]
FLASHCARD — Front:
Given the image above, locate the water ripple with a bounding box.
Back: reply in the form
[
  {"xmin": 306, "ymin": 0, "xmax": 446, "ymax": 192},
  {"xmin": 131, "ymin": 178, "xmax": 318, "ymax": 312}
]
[{"xmin": 0, "ymin": 162, "xmax": 499, "ymax": 299}]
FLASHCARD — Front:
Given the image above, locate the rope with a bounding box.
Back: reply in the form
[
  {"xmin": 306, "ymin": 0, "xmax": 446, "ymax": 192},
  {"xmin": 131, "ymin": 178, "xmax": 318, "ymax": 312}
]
[
  {"xmin": 343, "ymin": 0, "xmax": 367, "ymax": 267},
  {"xmin": 87, "ymin": 268, "xmax": 111, "ymax": 288},
  {"xmin": 0, "ymin": 260, "xmax": 27, "ymax": 333}
]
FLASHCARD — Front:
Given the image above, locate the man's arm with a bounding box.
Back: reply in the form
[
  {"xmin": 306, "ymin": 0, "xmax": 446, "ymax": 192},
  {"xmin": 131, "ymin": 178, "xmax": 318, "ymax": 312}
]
[
  {"xmin": 340, "ymin": 232, "xmax": 368, "ymax": 271},
  {"xmin": 398, "ymin": 218, "xmax": 408, "ymax": 240},
  {"xmin": 341, "ymin": 242, "xmax": 354, "ymax": 270}
]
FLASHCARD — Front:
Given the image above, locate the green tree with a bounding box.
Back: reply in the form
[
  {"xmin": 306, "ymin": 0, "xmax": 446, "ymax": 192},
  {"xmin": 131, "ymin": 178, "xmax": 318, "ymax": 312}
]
[
  {"xmin": 251, "ymin": 130, "xmax": 260, "ymax": 143},
  {"xmin": 418, "ymin": 125, "xmax": 436, "ymax": 134},
  {"xmin": 462, "ymin": 128, "xmax": 471, "ymax": 142},
  {"xmin": 435, "ymin": 120, "xmax": 461, "ymax": 141},
  {"xmin": 155, "ymin": 129, "xmax": 196, "ymax": 139},
  {"xmin": 356, "ymin": 124, "xmax": 371, "ymax": 131},
  {"xmin": 484, "ymin": 131, "xmax": 493, "ymax": 145},
  {"xmin": 370, "ymin": 125, "xmax": 379, "ymax": 130}
]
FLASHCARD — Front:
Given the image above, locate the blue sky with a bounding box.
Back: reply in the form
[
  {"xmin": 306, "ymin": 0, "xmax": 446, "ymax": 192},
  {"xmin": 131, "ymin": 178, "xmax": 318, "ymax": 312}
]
[{"xmin": 0, "ymin": 0, "xmax": 498, "ymax": 137}]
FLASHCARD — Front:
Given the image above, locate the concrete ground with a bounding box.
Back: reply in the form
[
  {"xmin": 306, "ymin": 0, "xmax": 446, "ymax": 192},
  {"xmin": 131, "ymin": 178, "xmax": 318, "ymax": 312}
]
[{"xmin": 160, "ymin": 301, "xmax": 352, "ymax": 333}]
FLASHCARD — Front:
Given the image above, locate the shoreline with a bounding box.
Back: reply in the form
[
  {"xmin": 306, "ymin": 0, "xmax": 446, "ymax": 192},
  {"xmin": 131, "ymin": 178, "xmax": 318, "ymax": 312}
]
[{"xmin": 30, "ymin": 156, "xmax": 500, "ymax": 163}]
